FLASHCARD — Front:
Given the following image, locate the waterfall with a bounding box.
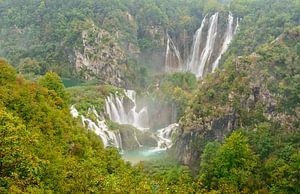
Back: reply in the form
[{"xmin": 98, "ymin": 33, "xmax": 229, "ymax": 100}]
[
  {"xmin": 164, "ymin": 12, "xmax": 240, "ymax": 79},
  {"xmin": 105, "ymin": 90, "xmax": 149, "ymax": 130},
  {"xmin": 70, "ymin": 106, "xmax": 122, "ymax": 149},
  {"xmin": 71, "ymin": 105, "xmax": 79, "ymax": 118},
  {"xmin": 187, "ymin": 14, "xmax": 207, "ymax": 74},
  {"xmin": 165, "ymin": 34, "xmax": 183, "ymax": 72},
  {"xmin": 234, "ymin": 17, "xmax": 239, "ymax": 35},
  {"xmin": 212, "ymin": 12, "xmax": 235, "ymax": 71},
  {"xmin": 155, "ymin": 123, "xmax": 179, "ymax": 151},
  {"xmin": 196, "ymin": 12, "xmax": 219, "ymax": 78}
]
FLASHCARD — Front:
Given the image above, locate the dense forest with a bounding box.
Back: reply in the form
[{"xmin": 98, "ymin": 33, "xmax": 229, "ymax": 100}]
[{"xmin": 0, "ymin": 0, "xmax": 299, "ymax": 193}]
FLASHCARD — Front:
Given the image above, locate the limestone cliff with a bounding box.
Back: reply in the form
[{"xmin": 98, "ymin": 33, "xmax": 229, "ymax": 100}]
[
  {"xmin": 172, "ymin": 29, "xmax": 300, "ymax": 168},
  {"xmin": 75, "ymin": 23, "xmax": 127, "ymax": 86}
]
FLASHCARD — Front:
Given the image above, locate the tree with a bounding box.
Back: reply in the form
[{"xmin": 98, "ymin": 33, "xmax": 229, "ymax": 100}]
[
  {"xmin": 38, "ymin": 71, "xmax": 70, "ymax": 106},
  {"xmin": 198, "ymin": 141, "xmax": 221, "ymax": 189},
  {"xmin": 0, "ymin": 58, "xmax": 16, "ymax": 85},
  {"xmin": 17, "ymin": 58, "xmax": 41, "ymax": 75},
  {"xmin": 0, "ymin": 108, "xmax": 39, "ymax": 192},
  {"xmin": 212, "ymin": 131, "xmax": 259, "ymax": 191}
]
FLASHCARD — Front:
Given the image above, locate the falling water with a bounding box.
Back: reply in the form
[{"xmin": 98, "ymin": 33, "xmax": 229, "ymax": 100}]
[
  {"xmin": 165, "ymin": 34, "xmax": 183, "ymax": 72},
  {"xmin": 186, "ymin": 12, "xmax": 238, "ymax": 78},
  {"xmin": 187, "ymin": 15, "xmax": 207, "ymax": 74},
  {"xmin": 71, "ymin": 105, "xmax": 122, "ymax": 149},
  {"xmin": 71, "ymin": 105, "xmax": 79, "ymax": 118},
  {"xmin": 196, "ymin": 12, "xmax": 219, "ymax": 78},
  {"xmin": 212, "ymin": 12, "xmax": 235, "ymax": 71},
  {"xmin": 155, "ymin": 123, "xmax": 179, "ymax": 151},
  {"xmin": 105, "ymin": 90, "xmax": 149, "ymax": 130}
]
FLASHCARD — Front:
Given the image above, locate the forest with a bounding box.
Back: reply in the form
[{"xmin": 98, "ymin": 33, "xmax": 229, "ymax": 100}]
[{"xmin": 0, "ymin": 0, "xmax": 299, "ymax": 193}]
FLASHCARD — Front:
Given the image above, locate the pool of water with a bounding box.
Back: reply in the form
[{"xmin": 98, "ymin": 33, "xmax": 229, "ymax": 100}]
[{"xmin": 121, "ymin": 148, "xmax": 167, "ymax": 164}]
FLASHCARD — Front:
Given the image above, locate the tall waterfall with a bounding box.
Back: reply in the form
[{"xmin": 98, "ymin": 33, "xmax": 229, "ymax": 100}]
[
  {"xmin": 105, "ymin": 90, "xmax": 149, "ymax": 130},
  {"xmin": 196, "ymin": 12, "xmax": 219, "ymax": 78},
  {"xmin": 165, "ymin": 34, "xmax": 183, "ymax": 72},
  {"xmin": 187, "ymin": 15, "xmax": 207, "ymax": 74},
  {"xmin": 70, "ymin": 105, "xmax": 122, "ymax": 148},
  {"xmin": 168, "ymin": 12, "xmax": 238, "ymax": 78},
  {"xmin": 212, "ymin": 12, "xmax": 235, "ymax": 71}
]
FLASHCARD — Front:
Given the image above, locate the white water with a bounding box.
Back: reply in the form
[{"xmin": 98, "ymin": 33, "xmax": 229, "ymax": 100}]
[
  {"xmin": 70, "ymin": 105, "xmax": 79, "ymax": 118},
  {"xmin": 105, "ymin": 90, "xmax": 149, "ymax": 130},
  {"xmin": 71, "ymin": 106, "xmax": 122, "ymax": 149},
  {"xmin": 196, "ymin": 12, "xmax": 219, "ymax": 78},
  {"xmin": 212, "ymin": 12, "xmax": 235, "ymax": 71},
  {"xmin": 165, "ymin": 34, "xmax": 183, "ymax": 72},
  {"xmin": 185, "ymin": 12, "xmax": 239, "ymax": 78},
  {"xmin": 71, "ymin": 91, "xmax": 179, "ymax": 163},
  {"xmin": 122, "ymin": 123, "xmax": 179, "ymax": 164},
  {"xmin": 155, "ymin": 123, "xmax": 179, "ymax": 151},
  {"xmin": 187, "ymin": 14, "xmax": 207, "ymax": 74}
]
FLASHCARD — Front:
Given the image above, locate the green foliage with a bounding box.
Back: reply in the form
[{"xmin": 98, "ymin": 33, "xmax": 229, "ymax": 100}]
[
  {"xmin": 228, "ymin": 0, "xmax": 299, "ymax": 56},
  {"xmin": 17, "ymin": 58, "xmax": 41, "ymax": 75},
  {"xmin": 198, "ymin": 141, "xmax": 221, "ymax": 188},
  {"xmin": 213, "ymin": 132, "xmax": 258, "ymax": 189},
  {"xmin": 0, "ymin": 59, "xmax": 16, "ymax": 85},
  {"xmin": 149, "ymin": 72, "xmax": 197, "ymax": 120},
  {"xmin": 249, "ymin": 123, "xmax": 274, "ymax": 159},
  {"xmin": 38, "ymin": 71, "xmax": 70, "ymax": 106},
  {"xmin": 1, "ymin": 60, "xmax": 202, "ymax": 193},
  {"xmin": 67, "ymin": 84, "xmax": 123, "ymax": 114}
]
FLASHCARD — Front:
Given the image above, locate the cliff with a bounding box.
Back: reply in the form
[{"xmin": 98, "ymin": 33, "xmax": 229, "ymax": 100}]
[
  {"xmin": 75, "ymin": 23, "xmax": 128, "ymax": 86},
  {"xmin": 172, "ymin": 28, "xmax": 300, "ymax": 168}
]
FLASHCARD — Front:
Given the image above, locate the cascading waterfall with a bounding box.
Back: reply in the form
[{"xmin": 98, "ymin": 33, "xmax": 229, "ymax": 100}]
[
  {"xmin": 105, "ymin": 90, "xmax": 149, "ymax": 130},
  {"xmin": 196, "ymin": 12, "xmax": 219, "ymax": 78},
  {"xmin": 71, "ymin": 89, "xmax": 179, "ymax": 164},
  {"xmin": 187, "ymin": 14, "xmax": 207, "ymax": 74},
  {"xmin": 170, "ymin": 12, "xmax": 238, "ymax": 78},
  {"xmin": 212, "ymin": 12, "xmax": 235, "ymax": 71},
  {"xmin": 165, "ymin": 34, "xmax": 183, "ymax": 72},
  {"xmin": 71, "ymin": 105, "xmax": 122, "ymax": 149},
  {"xmin": 155, "ymin": 123, "xmax": 179, "ymax": 150}
]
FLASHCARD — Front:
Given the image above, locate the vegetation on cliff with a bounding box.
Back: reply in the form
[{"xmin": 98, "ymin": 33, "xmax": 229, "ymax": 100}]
[
  {"xmin": 176, "ymin": 27, "xmax": 300, "ymax": 193},
  {"xmin": 0, "ymin": 0, "xmax": 299, "ymax": 193}
]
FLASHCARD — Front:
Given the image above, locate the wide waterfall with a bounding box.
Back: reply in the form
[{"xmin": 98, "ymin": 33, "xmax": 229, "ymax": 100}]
[
  {"xmin": 71, "ymin": 90, "xmax": 179, "ymax": 163},
  {"xmin": 105, "ymin": 90, "xmax": 149, "ymax": 130},
  {"xmin": 168, "ymin": 12, "xmax": 238, "ymax": 79}
]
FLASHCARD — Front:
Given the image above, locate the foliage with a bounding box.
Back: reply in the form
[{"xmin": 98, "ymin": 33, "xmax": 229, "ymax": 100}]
[
  {"xmin": 16, "ymin": 58, "xmax": 41, "ymax": 75},
  {"xmin": 67, "ymin": 84, "xmax": 123, "ymax": 114},
  {"xmin": 148, "ymin": 72, "xmax": 197, "ymax": 120},
  {"xmin": 228, "ymin": 0, "xmax": 300, "ymax": 56},
  {"xmin": 38, "ymin": 71, "xmax": 70, "ymax": 106},
  {"xmin": 0, "ymin": 58, "xmax": 16, "ymax": 85}
]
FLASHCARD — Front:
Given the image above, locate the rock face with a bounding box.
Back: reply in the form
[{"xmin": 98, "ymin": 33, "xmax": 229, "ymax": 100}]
[
  {"xmin": 174, "ymin": 113, "xmax": 238, "ymax": 168},
  {"xmin": 173, "ymin": 30, "xmax": 300, "ymax": 169},
  {"xmin": 166, "ymin": 12, "xmax": 238, "ymax": 77},
  {"xmin": 118, "ymin": 125, "xmax": 157, "ymax": 150},
  {"xmin": 75, "ymin": 23, "xmax": 127, "ymax": 86}
]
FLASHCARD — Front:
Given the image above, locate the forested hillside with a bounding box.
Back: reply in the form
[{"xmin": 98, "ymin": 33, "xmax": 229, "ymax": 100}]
[{"xmin": 0, "ymin": 0, "xmax": 299, "ymax": 193}]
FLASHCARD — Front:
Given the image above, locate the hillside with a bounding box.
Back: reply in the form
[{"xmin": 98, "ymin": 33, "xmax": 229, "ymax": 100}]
[{"xmin": 0, "ymin": 0, "xmax": 299, "ymax": 193}]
